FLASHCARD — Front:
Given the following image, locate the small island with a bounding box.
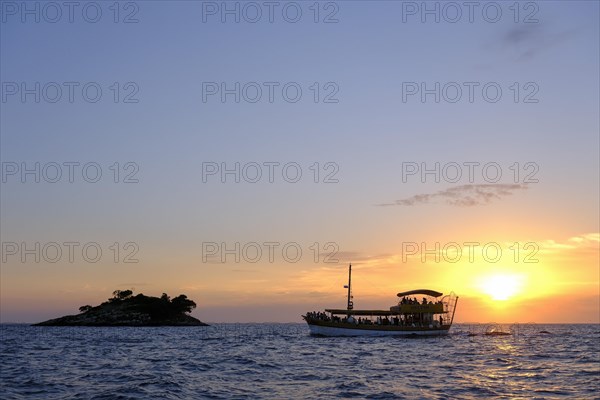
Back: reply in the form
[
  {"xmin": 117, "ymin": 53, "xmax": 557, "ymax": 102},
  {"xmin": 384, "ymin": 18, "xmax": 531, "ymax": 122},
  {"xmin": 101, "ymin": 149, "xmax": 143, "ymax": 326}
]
[{"xmin": 34, "ymin": 290, "xmax": 208, "ymax": 326}]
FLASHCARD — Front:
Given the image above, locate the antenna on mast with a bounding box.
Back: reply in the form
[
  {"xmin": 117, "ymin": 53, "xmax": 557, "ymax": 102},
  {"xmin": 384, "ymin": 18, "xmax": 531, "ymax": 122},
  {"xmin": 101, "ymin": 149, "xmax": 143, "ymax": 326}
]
[{"xmin": 344, "ymin": 263, "xmax": 353, "ymax": 310}]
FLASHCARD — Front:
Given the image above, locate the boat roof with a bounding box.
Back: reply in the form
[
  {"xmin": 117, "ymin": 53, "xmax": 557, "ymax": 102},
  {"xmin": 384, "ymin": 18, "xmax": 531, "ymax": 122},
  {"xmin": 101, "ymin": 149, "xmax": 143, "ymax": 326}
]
[
  {"xmin": 325, "ymin": 309, "xmax": 393, "ymax": 316},
  {"xmin": 325, "ymin": 307, "xmax": 446, "ymax": 316},
  {"xmin": 397, "ymin": 289, "xmax": 443, "ymax": 298}
]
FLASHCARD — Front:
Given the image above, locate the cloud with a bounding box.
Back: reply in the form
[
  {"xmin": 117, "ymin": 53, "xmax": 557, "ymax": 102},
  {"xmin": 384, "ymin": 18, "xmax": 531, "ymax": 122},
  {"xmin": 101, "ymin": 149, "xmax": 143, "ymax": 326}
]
[
  {"xmin": 317, "ymin": 251, "xmax": 363, "ymax": 263},
  {"xmin": 493, "ymin": 25, "xmax": 578, "ymax": 61},
  {"xmin": 313, "ymin": 252, "xmax": 397, "ymax": 267},
  {"xmin": 538, "ymin": 233, "xmax": 600, "ymax": 254},
  {"xmin": 568, "ymin": 233, "xmax": 599, "ymax": 244},
  {"xmin": 377, "ymin": 184, "xmax": 528, "ymax": 207}
]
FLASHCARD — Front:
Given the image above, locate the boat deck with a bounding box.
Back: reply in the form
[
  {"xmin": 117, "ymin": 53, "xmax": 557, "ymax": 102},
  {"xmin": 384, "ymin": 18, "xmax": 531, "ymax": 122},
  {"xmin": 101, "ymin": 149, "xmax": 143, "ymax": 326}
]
[
  {"xmin": 305, "ymin": 318, "xmax": 450, "ymax": 332},
  {"xmin": 305, "ymin": 319, "xmax": 451, "ymax": 336}
]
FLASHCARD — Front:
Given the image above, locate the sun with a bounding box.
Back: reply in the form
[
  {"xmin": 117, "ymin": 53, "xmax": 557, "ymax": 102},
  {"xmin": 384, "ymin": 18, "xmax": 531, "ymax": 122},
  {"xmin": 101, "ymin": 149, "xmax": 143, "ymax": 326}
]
[{"xmin": 479, "ymin": 274, "xmax": 525, "ymax": 301}]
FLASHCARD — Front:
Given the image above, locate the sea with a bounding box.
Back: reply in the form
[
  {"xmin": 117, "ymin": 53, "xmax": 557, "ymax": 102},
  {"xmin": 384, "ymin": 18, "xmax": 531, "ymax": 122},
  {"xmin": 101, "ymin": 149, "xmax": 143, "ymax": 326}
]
[{"xmin": 1, "ymin": 323, "xmax": 598, "ymax": 399}]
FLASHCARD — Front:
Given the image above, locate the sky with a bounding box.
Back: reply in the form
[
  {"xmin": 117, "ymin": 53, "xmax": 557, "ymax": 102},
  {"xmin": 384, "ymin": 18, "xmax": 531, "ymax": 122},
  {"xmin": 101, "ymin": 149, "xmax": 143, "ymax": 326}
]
[{"xmin": 1, "ymin": 0, "xmax": 598, "ymax": 323}]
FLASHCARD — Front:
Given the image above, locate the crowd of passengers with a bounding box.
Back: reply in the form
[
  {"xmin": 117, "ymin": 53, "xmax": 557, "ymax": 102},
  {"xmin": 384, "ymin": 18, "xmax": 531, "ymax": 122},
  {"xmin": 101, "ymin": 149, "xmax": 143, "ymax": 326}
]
[
  {"xmin": 305, "ymin": 311, "xmax": 444, "ymax": 327},
  {"xmin": 401, "ymin": 297, "xmax": 442, "ymax": 305},
  {"xmin": 306, "ymin": 311, "xmax": 330, "ymax": 321}
]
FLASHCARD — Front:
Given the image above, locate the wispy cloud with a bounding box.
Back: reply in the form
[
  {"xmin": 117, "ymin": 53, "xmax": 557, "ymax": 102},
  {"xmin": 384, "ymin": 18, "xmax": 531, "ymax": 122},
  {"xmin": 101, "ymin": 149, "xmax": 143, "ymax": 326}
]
[
  {"xmin": 314, "ymin": 252, "xmax": 397, "ymax": 267},
  {"xmin": 396, "ymin": 234, "xmax": 600, "ymax": 260},
  {"xmin": 377, "ymin": 184, "xmax": 528, "ymax": 207},
  {"xmin": 538, "ymin": 233, "xmax": 600, "ymax": 253},
  {"xmin": 492, "ymin": 24, "xmax": 578, "ymax": 62}
]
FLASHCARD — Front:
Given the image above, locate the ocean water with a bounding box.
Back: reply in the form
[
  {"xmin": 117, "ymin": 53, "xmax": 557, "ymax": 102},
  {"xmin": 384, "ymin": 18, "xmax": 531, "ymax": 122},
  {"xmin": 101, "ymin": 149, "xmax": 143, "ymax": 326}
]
[{"xmin": 1, "ymin": 323, "xmax": 598, "ymax": 399}]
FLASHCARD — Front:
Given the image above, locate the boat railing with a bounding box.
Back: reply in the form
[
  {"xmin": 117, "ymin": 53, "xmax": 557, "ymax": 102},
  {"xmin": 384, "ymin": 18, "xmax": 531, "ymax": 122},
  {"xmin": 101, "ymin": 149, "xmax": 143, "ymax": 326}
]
[{"xmin": 441, "ymin": 292, "xmax": 459, "ymax": 325}]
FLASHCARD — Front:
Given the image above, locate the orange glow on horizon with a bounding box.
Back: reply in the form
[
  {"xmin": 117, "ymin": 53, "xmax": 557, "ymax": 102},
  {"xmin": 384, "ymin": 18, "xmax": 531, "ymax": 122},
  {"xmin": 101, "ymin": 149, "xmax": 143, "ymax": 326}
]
[{"xmin": 1, "ymin": 233, "xmax": 598, "ymax": 323}]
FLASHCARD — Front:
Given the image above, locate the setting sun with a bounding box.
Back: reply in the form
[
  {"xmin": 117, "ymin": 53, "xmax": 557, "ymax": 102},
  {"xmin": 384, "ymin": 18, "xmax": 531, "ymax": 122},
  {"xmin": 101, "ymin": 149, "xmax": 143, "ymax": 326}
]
[{"xmin": 479, "ymin": 274, "xmax": 525, "ymax": 301}]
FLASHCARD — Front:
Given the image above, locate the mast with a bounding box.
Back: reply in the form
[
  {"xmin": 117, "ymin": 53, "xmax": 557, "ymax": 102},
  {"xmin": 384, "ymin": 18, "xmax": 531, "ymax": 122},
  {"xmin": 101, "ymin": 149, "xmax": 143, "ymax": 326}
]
[{"xmin": 346, "ymin": 263, "xmax": 353, "ymax": 310}]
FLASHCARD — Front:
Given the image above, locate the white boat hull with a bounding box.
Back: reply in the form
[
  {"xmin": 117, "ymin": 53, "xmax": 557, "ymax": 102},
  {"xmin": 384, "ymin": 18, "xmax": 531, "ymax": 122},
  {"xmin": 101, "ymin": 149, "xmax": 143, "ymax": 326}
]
[{"xmin": 306, "ymin": 323, "xmax": 450, "ymax": 337}]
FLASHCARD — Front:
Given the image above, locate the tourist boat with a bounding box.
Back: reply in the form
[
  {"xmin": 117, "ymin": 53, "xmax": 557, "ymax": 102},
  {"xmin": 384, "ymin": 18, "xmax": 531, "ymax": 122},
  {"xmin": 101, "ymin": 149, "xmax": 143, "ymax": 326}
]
[{"xmin": 302, "ymin": 264, "xmax": 458, "ymax": 336}]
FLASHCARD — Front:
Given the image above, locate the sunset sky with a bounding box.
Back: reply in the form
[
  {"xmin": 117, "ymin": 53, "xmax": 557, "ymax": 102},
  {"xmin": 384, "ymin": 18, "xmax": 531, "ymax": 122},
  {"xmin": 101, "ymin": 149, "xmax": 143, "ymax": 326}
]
[{"xmin": 1, "ymin": 1, "xmax": 598, "ymax": 323}]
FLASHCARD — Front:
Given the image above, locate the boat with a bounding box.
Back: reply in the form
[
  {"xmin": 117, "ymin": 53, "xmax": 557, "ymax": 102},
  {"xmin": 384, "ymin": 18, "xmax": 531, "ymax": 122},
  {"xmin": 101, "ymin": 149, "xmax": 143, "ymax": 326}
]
[{"xmin": 302, "ymin": 264, "xmax": 458, "ymax": 336}]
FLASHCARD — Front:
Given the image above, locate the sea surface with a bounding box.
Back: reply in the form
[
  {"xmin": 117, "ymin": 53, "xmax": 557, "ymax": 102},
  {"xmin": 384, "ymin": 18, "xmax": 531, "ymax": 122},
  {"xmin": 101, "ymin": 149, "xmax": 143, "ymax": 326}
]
[{"xmin": 1, "ymin": 323, "xmax": 598, "ymax": 399}]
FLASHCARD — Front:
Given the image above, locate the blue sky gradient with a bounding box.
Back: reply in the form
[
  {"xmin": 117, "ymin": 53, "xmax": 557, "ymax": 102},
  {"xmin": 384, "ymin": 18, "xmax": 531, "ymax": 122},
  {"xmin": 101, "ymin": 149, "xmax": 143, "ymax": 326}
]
[{"xmin": 1, "ymin": 1, "xmax": 598, "ymax": 322}]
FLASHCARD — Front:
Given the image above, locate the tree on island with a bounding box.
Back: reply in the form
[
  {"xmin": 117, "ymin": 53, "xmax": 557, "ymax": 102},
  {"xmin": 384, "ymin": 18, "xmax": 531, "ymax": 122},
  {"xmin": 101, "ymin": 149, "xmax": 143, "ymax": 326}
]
[
  {"xmin": 171, "ymin": 294, "xmax": 196, "ymax": 313},
  {"xmin": 79, "ymin": 305, "xmax": 93, "ymax": 313},
  {"xmin": 111, "ymin": 289, "xmax": 133, "ymax": 301},
  {"xmin": 78, "ymin": 290, "xmax": 197, "ymax": 317}
]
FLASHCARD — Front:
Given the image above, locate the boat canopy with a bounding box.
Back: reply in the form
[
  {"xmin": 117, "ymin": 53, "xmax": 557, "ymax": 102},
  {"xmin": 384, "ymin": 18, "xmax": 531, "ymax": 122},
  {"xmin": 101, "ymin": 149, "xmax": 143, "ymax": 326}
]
[
  {"xmin": 397, "ymin": 289, "xmax": 443, "ymax": 298},
  {"xmin": 325, "ymin": 309, "xmax": 393, "ymax": 316}
]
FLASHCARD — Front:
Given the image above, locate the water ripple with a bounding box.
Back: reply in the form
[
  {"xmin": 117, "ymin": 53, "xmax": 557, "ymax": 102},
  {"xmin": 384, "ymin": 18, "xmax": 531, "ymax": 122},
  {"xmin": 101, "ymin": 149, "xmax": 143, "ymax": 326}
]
[{"xmin": 1, "ymin": 324, "xmax": 599, "ymax": 399}]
